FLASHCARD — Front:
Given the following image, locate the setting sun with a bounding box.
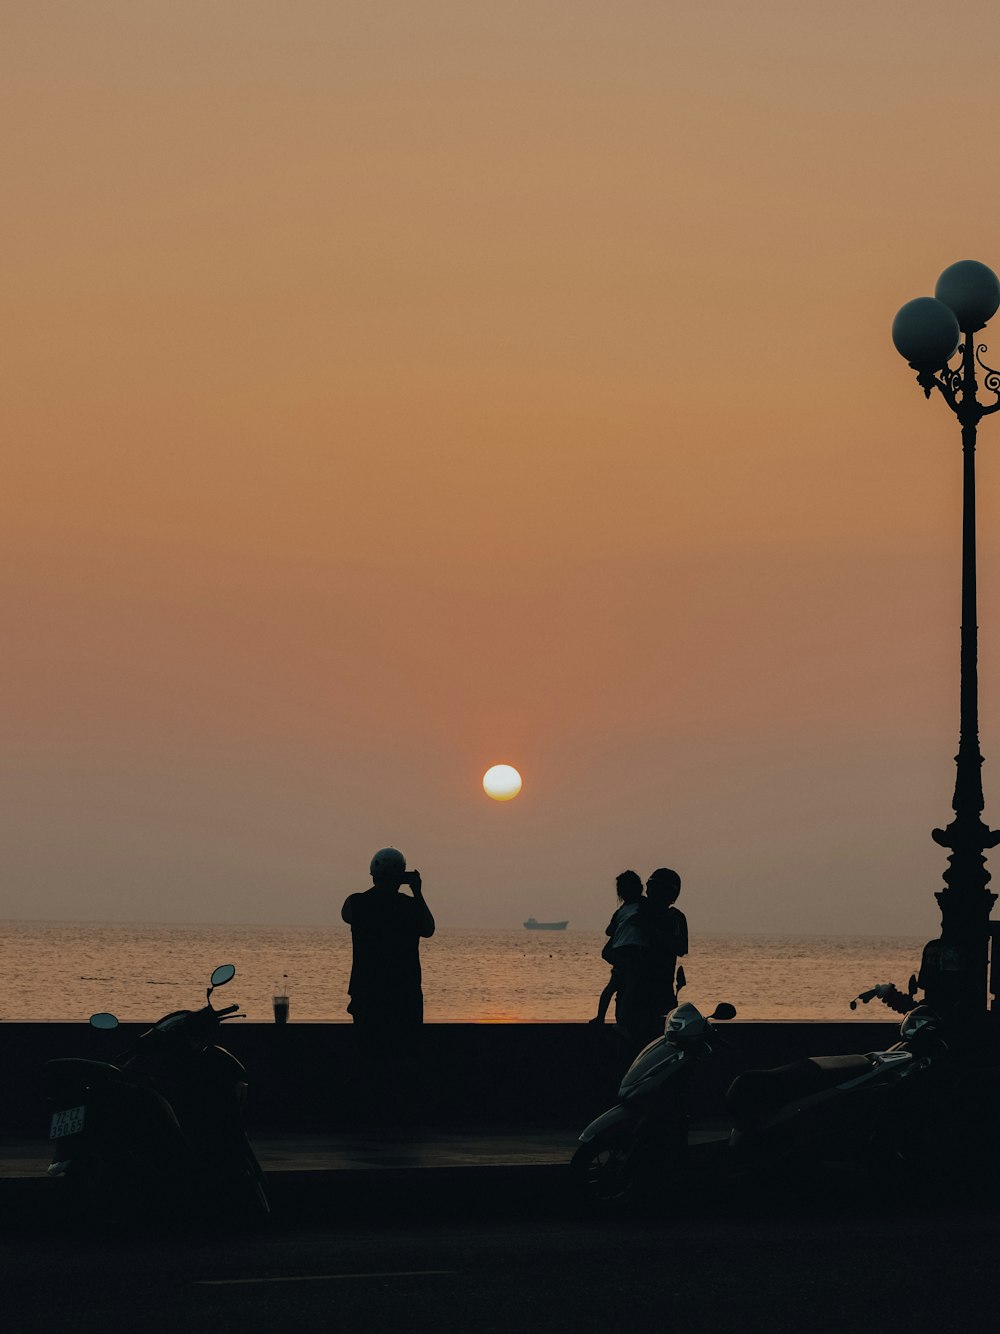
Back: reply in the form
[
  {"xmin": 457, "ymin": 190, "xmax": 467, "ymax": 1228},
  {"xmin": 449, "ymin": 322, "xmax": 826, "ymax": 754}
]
[{"xmin": 483, "ymin": 764, "xmax": 522, "ymax": 802}]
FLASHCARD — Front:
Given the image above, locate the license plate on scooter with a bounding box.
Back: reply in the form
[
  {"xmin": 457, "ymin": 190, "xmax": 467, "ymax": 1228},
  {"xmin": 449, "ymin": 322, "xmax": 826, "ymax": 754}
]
[{"xmin": 49, "ymin": 1105, "xmax": 85, "ymax": 1140}]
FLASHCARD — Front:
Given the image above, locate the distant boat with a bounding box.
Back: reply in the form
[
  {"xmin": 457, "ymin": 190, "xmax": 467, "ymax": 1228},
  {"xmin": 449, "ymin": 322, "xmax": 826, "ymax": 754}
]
[{"xmin": 523, "ymin": 917, "xmax": 568, "ymax": 931}]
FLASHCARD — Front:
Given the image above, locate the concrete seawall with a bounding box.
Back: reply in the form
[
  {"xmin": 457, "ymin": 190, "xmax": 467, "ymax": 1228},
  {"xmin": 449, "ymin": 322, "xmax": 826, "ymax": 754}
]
[{"xmin": 2, "ymin": 1021, "xmax": 900, "ymax": 1134}]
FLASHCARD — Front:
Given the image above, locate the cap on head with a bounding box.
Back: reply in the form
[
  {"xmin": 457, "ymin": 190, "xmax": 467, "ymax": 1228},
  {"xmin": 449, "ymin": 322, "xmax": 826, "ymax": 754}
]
[{"xmin": 370, "ymin": 847, "xmax": 406, "ymax": 880}]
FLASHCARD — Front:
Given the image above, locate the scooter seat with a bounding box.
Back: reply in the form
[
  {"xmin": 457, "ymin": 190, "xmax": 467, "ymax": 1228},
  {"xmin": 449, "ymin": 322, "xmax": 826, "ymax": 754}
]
[
  {"xmin": 43, "ymin": 1057, "xmax": 125, "ymax": 1099},
  {"xmin": 725, "ymin": 1054, "xmax": 873, "ymax": 1122}
]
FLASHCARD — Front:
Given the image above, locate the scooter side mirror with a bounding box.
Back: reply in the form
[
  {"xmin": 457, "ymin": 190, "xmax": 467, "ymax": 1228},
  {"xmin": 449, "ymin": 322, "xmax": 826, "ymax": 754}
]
[
  {"xmin": 709, "ymin": 1003, "xmax": 736, "ymax": 1021},
  {"xmin": 210, "ymin": 964, "xmax": 236, "ymax": 989},
  {"xmin": 907, "ymin": 973, "xmax": 919, "ymax": 997},
  {"xmin": 90, "ymin": 1012, "xmax": 119, "ymax": 1030}
]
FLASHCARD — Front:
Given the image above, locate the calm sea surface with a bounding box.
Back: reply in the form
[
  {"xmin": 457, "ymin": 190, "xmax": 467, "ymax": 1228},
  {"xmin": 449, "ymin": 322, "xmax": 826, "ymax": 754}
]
[{"xmin": 0, "ymin": 922, "xmax": 928, "ymax": 1023}]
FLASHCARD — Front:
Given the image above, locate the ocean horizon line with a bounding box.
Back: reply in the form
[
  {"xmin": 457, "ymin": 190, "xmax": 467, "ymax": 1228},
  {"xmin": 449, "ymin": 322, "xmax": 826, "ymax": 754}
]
[{"xmin": 1, "ymin": 917, "xmax": 929, "ymax": 942}]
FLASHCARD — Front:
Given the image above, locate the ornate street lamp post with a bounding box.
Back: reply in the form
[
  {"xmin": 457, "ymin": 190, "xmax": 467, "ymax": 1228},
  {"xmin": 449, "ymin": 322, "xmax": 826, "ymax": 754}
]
[{"xmin": 893, "ymin": 260, "xmax": 1000, "ymax": 1017}]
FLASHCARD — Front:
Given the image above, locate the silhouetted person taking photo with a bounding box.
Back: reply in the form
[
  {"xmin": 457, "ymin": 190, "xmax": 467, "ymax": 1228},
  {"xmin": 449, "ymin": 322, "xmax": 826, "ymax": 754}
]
[{"xmin": 342, "ymin": 847, "xmax": 435, "ymax": 1031}]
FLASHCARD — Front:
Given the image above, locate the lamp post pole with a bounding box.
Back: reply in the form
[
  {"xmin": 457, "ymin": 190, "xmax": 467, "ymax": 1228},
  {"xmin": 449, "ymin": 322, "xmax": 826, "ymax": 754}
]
[{"xmin": 893, "ymin": 261, "xmax": 1000, "ymax": 1018}]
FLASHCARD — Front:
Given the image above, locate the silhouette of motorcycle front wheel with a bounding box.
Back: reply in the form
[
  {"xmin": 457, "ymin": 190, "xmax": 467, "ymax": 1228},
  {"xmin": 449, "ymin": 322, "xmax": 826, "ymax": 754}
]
[
  {"xmin": 234, "ymin": 1143, "xmax": 271, "ymax": 1222},
  {"xmin": 571, "ymin": 1127, "xmax": 650, "ymax": 1208}
]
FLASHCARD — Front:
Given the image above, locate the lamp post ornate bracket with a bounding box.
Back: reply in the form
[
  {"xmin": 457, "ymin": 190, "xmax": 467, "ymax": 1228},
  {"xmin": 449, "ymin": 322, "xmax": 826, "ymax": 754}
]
[{"xmin": 893, "ymin": 261, "xmax": 1000, "ymax": 1016}]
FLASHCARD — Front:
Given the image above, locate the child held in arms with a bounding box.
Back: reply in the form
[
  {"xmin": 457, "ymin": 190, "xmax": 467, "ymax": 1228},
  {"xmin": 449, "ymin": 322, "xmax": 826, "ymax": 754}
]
[{"xmin": 590, "ymin": 870, "xmax": 645, "ymax": 1024}]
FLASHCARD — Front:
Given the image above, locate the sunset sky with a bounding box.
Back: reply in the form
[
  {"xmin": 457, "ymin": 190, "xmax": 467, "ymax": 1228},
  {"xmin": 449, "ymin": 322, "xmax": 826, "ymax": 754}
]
[{"xmin": 6, "ymin": 2, "xmax": 1000, "ymax": 935}]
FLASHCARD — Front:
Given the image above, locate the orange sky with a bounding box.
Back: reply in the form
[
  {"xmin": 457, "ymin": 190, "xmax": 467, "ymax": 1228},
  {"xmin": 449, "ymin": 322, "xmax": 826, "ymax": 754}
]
[{"xmin": 6, "ymin": 2, "xmax": 1000, "ymax": 933}]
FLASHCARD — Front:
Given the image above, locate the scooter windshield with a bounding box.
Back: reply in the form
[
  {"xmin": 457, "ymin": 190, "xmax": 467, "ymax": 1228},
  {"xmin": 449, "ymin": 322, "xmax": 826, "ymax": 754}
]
[{"xmin": 664, "ymin": 1002, "xmax": 708, "ymax": 1040}]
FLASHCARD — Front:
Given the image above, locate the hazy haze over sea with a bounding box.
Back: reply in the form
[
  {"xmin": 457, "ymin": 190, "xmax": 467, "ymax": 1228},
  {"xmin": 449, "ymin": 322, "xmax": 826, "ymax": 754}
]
[{"xmin": 0, "ymin": 922, "xmax": 928, "ymax": 1023}]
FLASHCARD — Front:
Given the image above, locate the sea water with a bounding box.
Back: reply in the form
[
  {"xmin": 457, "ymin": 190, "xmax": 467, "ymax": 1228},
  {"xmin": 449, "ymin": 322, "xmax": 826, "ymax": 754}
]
[{"xmin": 0, "ymin": 921, "xmax": 928, "ymax": 1023}]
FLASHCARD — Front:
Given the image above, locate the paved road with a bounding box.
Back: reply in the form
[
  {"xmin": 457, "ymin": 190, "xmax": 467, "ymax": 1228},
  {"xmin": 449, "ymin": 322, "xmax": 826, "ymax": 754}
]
[{"xmin": 5, "ymin": 1201, "xmax": 997, "ymax": 1333}]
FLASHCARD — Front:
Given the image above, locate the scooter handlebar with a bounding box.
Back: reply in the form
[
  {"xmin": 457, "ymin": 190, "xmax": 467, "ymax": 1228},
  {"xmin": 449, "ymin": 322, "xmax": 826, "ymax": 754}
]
[
  {"xmin": 849, "ymin": 983, "xmax": 896, "ymax": 1010},
  {"xmin": 216, "ymin": 1003, "xmax": 241, "ymax": 1017}
]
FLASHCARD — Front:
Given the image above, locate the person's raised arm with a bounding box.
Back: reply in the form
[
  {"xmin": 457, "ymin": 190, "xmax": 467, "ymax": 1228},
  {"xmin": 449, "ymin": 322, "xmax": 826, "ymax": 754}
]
[{"xmin": 409, "ymin": 871, "xmax": 435, "ymax": 937}]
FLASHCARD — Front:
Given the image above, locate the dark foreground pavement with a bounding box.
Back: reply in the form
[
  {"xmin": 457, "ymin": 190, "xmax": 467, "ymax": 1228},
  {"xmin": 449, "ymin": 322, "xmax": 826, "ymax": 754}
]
[
  {"xmin": 0, "ymin": 1125, "xmax": 584, "ymax": 1234},
  {"xmin": 2, "ymin": 1125, "xmax": 999, "ymax": 1332},
  {"xmin": 1, "ymin": 1123, "xmax": 746, "ymax": 1233},
  {"xmin": 3, "ymin": 1198, "xmax": 999, "ymax": 1334}
]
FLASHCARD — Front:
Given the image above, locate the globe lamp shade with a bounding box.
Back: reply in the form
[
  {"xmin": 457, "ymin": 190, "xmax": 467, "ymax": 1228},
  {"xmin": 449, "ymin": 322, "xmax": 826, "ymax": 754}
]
[
  {"xmin": 935, "ymin": 260, "xmax": 1000, "ymax": 332},
  {"xmin": 892, "ymin": 297, "xmax": 960, "ymax": 371}
]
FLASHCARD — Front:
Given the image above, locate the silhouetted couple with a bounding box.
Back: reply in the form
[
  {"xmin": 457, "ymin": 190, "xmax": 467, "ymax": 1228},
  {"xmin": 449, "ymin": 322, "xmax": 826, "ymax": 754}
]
[{"xmin": 592, "ymin": 867, "xmax": 688, "ymax": 1051}]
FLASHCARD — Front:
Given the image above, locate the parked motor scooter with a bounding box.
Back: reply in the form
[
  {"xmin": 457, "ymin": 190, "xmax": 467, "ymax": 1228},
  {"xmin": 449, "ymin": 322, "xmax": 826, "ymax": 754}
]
[
  {"xmin": 572, "ymin": 998, "xmax": 737, "ymax": 1206},
  {"xmin": 723, "ymin": 977, "xmax": 964, "ymax": 1192},
  {"xmin": 574, "ymin": 977, "xmax": 982, "ymax": 1211},
  {"xmin": 44, "ymin": 963, "xmax": 269, "ymax": 1225}
]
